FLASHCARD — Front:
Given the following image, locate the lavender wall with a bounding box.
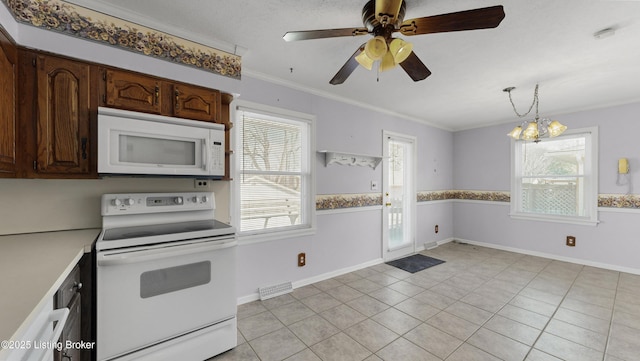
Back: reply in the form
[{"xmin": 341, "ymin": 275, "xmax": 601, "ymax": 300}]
[
  {"xmin": 453, "ymin": 102, "xmax": 640, "ymax": 273},
  {"xmin": 235, "ymin": 76, "xmax": 454, "ymax": 298},
  {"xmin": 1, "ymin": 9, "xmax": 456, "ymax": 300}
]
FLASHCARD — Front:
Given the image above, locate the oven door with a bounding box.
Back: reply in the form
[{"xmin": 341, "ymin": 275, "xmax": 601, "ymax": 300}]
[{"xmin": 96, "ymin": 236, "xmax": 236, "ymax": 361}]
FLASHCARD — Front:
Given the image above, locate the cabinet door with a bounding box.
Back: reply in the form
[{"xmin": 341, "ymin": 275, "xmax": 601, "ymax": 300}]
[
  {"xmin": 105, "ymin": 69, "xmax": 162, "ymax": 114},
  {"xmin": 36, "ymin": 55, "xmax": 91, "ymax": 174},
  {"xmin": 173, "ymin": 84, "xmax": 220, "ymax": 122},
  {"xmin": 0, "ymin": 29, "xmax": 17, "ymax": 176}
]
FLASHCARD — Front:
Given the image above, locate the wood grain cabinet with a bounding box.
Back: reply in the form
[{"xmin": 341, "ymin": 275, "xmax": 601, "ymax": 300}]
[
  {"xmin": 0, "ymin": 28, "xmax": 17, "ymax": 177},
  {"xmin": 105, "ymin": 69, "xmax": 163, "ymax": 114},
  {"xmin": 173, "ymin": 84, "xmax": 220, "ymax": 122},
  {"xmin": 35, "ymin": 54, "xmax": 93, "ymax": 175},
  {"xmin": 18, "ymin": 51, "xmax": 97, "ymax": 178},
  {"xmin": 102, "ymin": 68, "xmax": 221, "ymax": 122}
]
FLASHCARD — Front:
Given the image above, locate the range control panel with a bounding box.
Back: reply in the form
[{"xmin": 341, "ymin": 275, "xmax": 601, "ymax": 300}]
[{"xmin": 102, "ymin": 192, "xmax": 214, "ymax": 215}]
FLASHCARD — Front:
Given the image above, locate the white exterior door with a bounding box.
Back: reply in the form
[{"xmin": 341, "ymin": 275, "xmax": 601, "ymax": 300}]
[{"xmin": 382, "ymin": 131, "xmax": 416, "ymax": 261}]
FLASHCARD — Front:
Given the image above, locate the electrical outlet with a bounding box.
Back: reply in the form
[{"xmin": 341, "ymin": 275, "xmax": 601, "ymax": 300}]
[
  {"xmin": 297, "ymin": 252, "xmax": 306, "ymax": 267},
  {"xmin": 566, "ymin": 236, "xmax": 576, "ymax": 247},
  {"xmin": 435, "ymin": 225, "xmax": 439, "ymax": 234},
  {"xmin": 194, "ymin": 179, "xmax": 209, "ymax": 189}
]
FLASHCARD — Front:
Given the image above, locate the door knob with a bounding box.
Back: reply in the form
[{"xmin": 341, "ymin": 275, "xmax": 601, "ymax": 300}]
[{"xmin": 385, "ymin": 202, "xmax": 392, "ymax": 207}]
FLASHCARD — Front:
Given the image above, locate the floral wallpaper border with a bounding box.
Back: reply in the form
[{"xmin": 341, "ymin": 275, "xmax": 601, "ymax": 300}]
[
  {"xmin": 317, "ymin": 191, "xmax": 640, "ymax": 210},
  {"xmin": 417, "ymin": 190, "xmax": 511, "ymax": 203},
  {"xmin": 598, "ymin": 194, "xmax": 640, "ymax": 209},
  {"xmin": 316, "ymin": 193, "xmax": 382, "ymax": 210},
  {"xmin": 2, "ymin": 0, "xmax": 241, "ymax": 79}
]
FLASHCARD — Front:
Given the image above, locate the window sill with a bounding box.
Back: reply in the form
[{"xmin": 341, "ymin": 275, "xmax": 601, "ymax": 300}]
[
  {"xmin": 237, "ymin": 226, "xmax": 316, "ymax": 245},
  {"xmin": 509, "ymin": 213, "xmax": 599, "ymax": 226}
]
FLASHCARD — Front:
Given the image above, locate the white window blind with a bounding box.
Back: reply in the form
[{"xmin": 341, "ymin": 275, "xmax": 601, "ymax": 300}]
[{"xmin": 236, "ymin": 107, "xmax": 313, "ymax": 236}]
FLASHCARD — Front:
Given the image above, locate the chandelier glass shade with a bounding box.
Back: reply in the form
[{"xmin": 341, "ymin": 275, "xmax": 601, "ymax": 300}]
[{"xmin": 505, "ymin": 84, "xmax": 567, "ymax": 142}]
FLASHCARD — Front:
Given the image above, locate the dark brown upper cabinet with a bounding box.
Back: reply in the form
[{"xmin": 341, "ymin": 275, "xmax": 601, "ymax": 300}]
[
  {"xmin": 103, "ymin": 68, "xmax": 221, "ymax": 123},
  {"xmin": 19, "ymin": 51, "xmax": 97, "ymax": 178},
  {"xmin": 0, "ymin": 28, "xmax": 17, "ymax": 177}
]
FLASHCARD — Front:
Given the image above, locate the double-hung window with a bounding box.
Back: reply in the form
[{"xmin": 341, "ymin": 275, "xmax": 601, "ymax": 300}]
[
  {"xmin": 235, "ymin": 102, "xmax": 315, "ymax": 240},
  {"xmin": 511, "ymin": 127, "xmax": 598, "ymax": 225}
]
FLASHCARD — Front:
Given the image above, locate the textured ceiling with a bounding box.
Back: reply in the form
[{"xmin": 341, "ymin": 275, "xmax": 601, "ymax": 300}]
[{"xmin": 66, "ymin": 0, "xmax": 640, "ymax": 131}]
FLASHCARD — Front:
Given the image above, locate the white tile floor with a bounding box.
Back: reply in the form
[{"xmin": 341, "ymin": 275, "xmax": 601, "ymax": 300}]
[{"xmin": 209, "ymin": 242, "xmax": 640, "ymax": 361}]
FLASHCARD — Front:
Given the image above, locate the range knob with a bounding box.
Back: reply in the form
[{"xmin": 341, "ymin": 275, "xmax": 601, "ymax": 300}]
[
  {"xmin": 201, "ymin": 196, "xmax": 208, "ymax": 203},
  {"xmin": 125, "ymin": 198, "xmax": 135, "ymax": 206},
  {"xmin": 174, "ymin": 197, "xmax": 183, "ymax": 204},
  {"xmin": 111, "ymin": 199, "xmax": 121, "ymax": 207}
]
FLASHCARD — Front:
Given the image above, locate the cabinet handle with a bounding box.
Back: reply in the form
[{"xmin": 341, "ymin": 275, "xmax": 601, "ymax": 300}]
[
  {"xmin": 81, "ymin": 138, "xmax": 87, "ymax": 160},
  {"xmin": 73, "ymin": 282, "xmax": 83, "ymax": 291},
  {"xmin": 154, "ymin": 86, "xmax": 159, "ymax": 105},
  {"xmin": 175, "ymin": 89, "xmax": 180, "ymax": 111}
]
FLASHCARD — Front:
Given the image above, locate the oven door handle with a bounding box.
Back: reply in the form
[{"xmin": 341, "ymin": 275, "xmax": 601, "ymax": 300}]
[{"xmin": 96, "ymin": 238, "xmax": 237, "ymax": 266}]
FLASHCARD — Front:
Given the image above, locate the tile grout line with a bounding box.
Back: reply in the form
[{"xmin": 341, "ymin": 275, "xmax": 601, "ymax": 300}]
[
  {"xmin": 601, "ymin": 271, "xmax": 621, "ymax": 361},
  {"xmin": 517, "ymin": 262, "xmax": 584, "ymax": 361},
  {"xmin": 443, "ymin": 256, "xmax": 551, "ymax": 361}
]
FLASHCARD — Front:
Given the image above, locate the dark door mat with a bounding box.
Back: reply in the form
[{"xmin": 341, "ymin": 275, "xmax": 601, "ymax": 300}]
[{"xmin": 386, "ymin": 254, "xmax": 445, "ymax": 273}]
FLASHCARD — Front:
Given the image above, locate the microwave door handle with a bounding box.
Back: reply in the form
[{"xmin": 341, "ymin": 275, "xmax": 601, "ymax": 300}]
[{"xmin": 202, "ymin": 138, "xmax": 208, "ymax": 171}]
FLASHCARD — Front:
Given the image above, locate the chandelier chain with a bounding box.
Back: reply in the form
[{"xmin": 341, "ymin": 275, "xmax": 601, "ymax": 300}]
[{"xmin": 507, "ymin": 84, "xmax": 539, "ymax": 119}]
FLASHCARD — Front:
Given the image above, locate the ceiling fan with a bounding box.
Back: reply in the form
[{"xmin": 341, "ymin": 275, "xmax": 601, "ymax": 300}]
[{"xmin": 283, "ymin": 0, "xmax": 505, "ymax": 85}]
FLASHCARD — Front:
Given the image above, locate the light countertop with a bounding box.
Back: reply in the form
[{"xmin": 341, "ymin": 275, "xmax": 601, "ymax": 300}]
[{"xmin": 0, "ymin": 229, "xmax": 99, "ymax": 344}]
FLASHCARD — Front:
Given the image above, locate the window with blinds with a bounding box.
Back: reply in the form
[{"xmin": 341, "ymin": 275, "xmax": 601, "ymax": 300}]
[{"xmin": 236, "ymin": 106, "xmax": 313, "ymax": 236}]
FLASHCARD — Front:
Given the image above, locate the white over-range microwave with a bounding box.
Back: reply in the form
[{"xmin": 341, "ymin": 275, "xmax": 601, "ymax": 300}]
[{"xmin": 98, "ymin": 107, "xmax": 225, "ymax": 177}]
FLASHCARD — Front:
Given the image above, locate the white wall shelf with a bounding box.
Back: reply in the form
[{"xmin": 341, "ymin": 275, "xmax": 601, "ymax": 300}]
[{"xmin": 318, "ymin": 150, "xmax": 382, "ymax": 169}]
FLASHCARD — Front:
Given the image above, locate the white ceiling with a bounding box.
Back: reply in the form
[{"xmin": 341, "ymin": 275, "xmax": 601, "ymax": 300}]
[{"xmin": 67, "ymin": 0, "xmax": 640, "ymax": 131}]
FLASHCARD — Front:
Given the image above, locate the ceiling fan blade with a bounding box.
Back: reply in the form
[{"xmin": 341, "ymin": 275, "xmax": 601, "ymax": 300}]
[
  {"xmin": 375, "ymin": 0, "xmax": 404, "ymax": 23},
  {"xmin": 330, "ymin": 45, "xmax": 365, "ymax": 85},
  {"xmin": 399, "ymin": 52, "xmax": 431, "ymax": 82},
  {"xmin": 283, "ymin": 28, "xmax": 368, "ymax": 41},
  {"xmin": 399, "ymin": 5, "xmax": 505, "ymax": 36}
]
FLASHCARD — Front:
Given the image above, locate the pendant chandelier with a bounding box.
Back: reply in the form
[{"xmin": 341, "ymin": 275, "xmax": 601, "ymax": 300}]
[{"xmin": 504, "ymin": 84, "xmax": 567, "ymax": 143}]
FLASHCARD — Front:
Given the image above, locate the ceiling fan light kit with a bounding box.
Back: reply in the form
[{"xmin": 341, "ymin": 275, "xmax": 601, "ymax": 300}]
[
  {"xmin": 364, "ymin": 36, "xmax": 388, "ymax": 60},
  {"xmin": 389, "ymin": 38, "xmax": 413, "ymax": 63},
  {"xmin": 282, "ymin": 0, "xmax": 506, "ymax": 84},
  {"xmin": 355, "ymin": 50, "xmax": 375, "ymax": 70},
  {"xmin": 504, "ymin": 84, "xmax": 567, "ymax": 143},
  {"xmin": 380, "ymin": 50, "xmax": 397, "ymax": 72}
]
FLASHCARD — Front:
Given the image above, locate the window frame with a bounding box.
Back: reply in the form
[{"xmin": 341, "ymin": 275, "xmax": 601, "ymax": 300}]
[
  {"xmin": 510, "ymin": 126, "xmax": 599, "ymax": 226},
  {"xmin": 232, "ymin": 100, "xmax": 316, "ymax": 243}
]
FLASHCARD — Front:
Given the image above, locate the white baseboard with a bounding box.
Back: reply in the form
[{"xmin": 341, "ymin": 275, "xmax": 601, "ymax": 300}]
[
  {"xmin": 454, "ymin": 237, "xmax": 640, "ymax": 276},
  {"xmin": 237, "ymin": 237, "xmax": 458, "ymax": 305},
  {"xmin": 237, "ymin": 258, "xmax": 384, "ymax": 305}
]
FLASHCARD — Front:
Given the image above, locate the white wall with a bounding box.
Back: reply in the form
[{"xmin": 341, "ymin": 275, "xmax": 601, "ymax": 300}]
[{"xmin": 452, "ymin": 102, "xmax": 640, "ymax": 273}]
